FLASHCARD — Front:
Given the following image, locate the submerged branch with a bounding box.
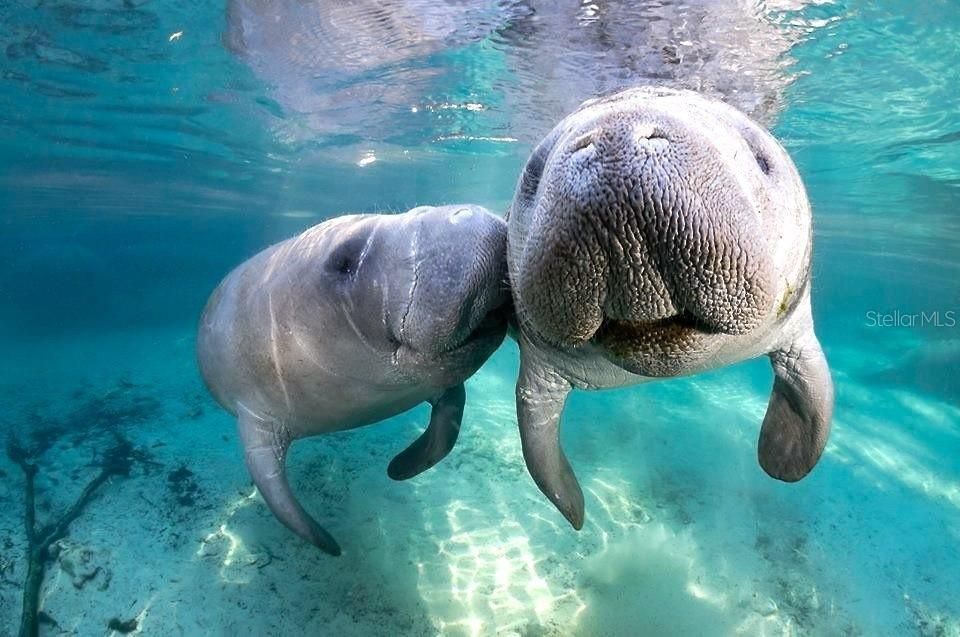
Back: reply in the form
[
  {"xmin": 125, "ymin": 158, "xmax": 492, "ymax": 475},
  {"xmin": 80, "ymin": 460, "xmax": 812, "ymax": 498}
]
[
  {"xmin": 6, "ymin": 438, "xmax": 39, "ymax": 544},
  {"xmin": 39, "ymin": 468, "xmax": 113, "ymax": 551},
  {"xmin": 23, "ymin": 463, "xmax": 36, "ymax": 546},
  {"xmin": 7, "ymin": 435, "xmax": 142, "ymax": 637}
]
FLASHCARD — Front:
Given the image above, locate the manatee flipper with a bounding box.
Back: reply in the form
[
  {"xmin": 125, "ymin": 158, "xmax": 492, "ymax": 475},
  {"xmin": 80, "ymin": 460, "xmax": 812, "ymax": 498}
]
[
  {"xmin": 387, "ymin": 384, "xmax": 465, "ymax": 481},
  {"xmin": 758, "ymin": 320, "xmax": 834, "ymax": 482},
  {"xmin": 516, "ymin": 339, "xmax": 583, "ymax": 529},
  {"xmin": 237, "ymin": 408, "xmax": 342, "ymax": 556}
]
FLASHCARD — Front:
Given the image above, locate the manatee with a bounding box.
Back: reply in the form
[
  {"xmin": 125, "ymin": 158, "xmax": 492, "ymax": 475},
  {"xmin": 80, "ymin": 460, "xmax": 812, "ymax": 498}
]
[
  {"xmin": 506, "ymin": 87, "xmax": 834, "ymax": 529},
  {"xmin": 197, "ymin": 205, "xmax": 510, "ymax": 554}
]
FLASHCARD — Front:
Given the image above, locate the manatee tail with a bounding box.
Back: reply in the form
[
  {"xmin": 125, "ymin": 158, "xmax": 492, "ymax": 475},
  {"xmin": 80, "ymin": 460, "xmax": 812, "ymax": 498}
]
[
  {"xmin": 237, "ymin": 408, "xmax": 341, "ymax": 555},
  {"xmin": 758, "ymin": 299, "xmax": 834, "ymax": 482}
]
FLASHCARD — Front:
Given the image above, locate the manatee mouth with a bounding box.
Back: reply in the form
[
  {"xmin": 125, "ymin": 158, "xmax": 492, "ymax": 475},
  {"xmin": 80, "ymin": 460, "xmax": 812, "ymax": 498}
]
[
  {"xmin": 466, "ymin": 297, "xmax": 513, "ymax": 343},
  {"xmin": 392, "ymin": 204, "xmax": 510, "ymax": 360},
  {"xmin": 594, "ymin": 312, "xmax": 725, "ymax": 377},
  {"xmin": 389, "ymin": 293, "xmax": 511, "ymax": 368},
  {"xmin": 441, "ymin": 292, "xmax": 512, "ymax": 357}
]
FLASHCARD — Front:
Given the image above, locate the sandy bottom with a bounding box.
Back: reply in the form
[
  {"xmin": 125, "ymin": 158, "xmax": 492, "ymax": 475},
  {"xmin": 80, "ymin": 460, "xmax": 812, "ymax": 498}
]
[{"xmin": 0, "ymin": 326, "xmax": 958, "ymax": 636}]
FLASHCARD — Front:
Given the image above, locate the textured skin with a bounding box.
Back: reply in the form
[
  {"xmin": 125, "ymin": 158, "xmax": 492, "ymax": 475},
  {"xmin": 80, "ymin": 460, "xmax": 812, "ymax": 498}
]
[
  {"xmin": 509, "ymin": 87, "xmax": 809, "ymax": 372},
  {"xmin": 506, "ymin": 88, "xmax": 834, "ymax": 529},
  {"xmin": 197, "ymin": 205, "xmax": 510, "ymax": 553}
]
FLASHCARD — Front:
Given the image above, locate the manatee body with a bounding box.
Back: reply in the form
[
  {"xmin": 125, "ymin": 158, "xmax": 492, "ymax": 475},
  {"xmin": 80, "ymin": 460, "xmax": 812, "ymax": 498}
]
[
  {"xmin": 197, "ymin": 205, "xmax": 510, "ymax": 554},
  {"xmin": 506, "ymin": 87, "xmax": 834, "ymax": 529}
]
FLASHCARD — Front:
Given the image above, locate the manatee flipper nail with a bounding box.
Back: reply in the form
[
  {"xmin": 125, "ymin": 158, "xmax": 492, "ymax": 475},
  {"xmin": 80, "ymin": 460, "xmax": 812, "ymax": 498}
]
[
  {"xmin": 516, "ymin": 342, "xmax": 583, "ymax": 529},
  {"xmin": 238, "ymin": 410, "xmax": 342, "ymax": 556},
  {"xmin": 758, "ymin": 324, "xmax": 834, "ymax": 482},
  {"xmin": 388, "ymin": 384, "xmax": 466, "ymax": 481}
]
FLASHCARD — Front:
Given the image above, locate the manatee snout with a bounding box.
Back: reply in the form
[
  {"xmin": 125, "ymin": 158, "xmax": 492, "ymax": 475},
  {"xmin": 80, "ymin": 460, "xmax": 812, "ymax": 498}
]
[
  {"xmin": 512, "ymin": 90, "xmax": 788, "ymax": 365},
  {"xmin": 401, "ymin": 205, "xmax": 511, "ymax": 355}
]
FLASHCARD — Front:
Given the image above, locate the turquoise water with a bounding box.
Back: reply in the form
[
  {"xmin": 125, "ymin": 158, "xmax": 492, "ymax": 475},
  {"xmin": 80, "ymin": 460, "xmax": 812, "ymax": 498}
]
[{"xmin": 1, "ymin": 1, "xmax": 958, "ymax": 635}]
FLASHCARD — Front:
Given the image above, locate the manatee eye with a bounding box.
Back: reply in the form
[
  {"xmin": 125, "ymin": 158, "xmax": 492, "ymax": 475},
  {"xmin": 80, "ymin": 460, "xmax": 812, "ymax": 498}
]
[
  {"xmin": 326, "ymin": 237, "xmax": 365, "ymax": 278},
  {"xmin": 754, "ymin": 150, "xmax": 772, "ymax": 175},
  {"xmin": 335, "ymin": 256, "xmax": 354, "ymax": 276}
]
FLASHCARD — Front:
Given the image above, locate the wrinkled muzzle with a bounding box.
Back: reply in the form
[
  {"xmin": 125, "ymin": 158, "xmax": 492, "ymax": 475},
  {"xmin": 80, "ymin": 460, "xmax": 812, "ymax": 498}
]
[
  {"xmin": 399, "ymin": 205, "xmax": 510, "ymax": 355},
  {"xmin": 509, "ymin": 91, "xmax": 787, "ymax": 367}
]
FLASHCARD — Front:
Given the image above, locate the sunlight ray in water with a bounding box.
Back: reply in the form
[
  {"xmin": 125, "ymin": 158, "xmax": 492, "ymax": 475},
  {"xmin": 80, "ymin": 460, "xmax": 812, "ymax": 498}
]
[
  {"xmin": 413, "ymin": 494, "xmax": 588, "ymax": 635},
  {"xmin": 195, "ymin": 487, "xmax": 261, "ymax": 584}
]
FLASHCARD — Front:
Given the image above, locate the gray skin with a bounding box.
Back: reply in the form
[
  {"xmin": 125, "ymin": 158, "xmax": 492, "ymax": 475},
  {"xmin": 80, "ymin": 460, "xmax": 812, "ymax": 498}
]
[
  {"xmin": 506, "ymin": 87, "xmax": 834, "ymax": 530},
  {"xmin": 197, "ymin": 205, "xmax": 510, "ymax": 555}
]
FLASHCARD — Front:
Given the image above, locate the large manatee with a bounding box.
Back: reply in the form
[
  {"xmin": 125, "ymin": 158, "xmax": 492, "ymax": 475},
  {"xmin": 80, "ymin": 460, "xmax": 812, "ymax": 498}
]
[
  {"xmin": 197, "ymin": 205, "xmax": 510, "ymax": 554},
  {"xmin": 506, "ymin": 87, "xmax": 834, "ymax": 529}
]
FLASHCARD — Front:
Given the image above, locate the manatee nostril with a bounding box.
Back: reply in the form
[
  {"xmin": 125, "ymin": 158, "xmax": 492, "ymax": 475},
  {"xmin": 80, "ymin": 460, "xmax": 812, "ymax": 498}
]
[
  {"xmin": 636, "ymin": 123, "xmax": 666, "ymax": 138},
  {"xmin": 449, "ymin": 207, "xmax": 475, "ymax": 224},
  {"xmin": 569, "ymin": 129, "xmax": 599, "ymax": 154},
  {"xmin": 634, "ymin": 123, "xmax": 669, "ymax": 146}
]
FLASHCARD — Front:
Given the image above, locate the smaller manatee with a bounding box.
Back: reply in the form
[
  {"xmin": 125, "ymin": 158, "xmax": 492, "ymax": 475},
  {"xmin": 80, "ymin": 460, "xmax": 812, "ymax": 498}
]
[{"xmin": 197, "ymin": 205, "xmax": 510, "ymax": 554}]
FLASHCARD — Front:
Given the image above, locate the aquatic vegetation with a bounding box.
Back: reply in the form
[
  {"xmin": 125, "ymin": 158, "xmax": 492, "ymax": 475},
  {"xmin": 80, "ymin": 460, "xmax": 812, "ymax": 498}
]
[
  {"xmin": 167, "ymin": 464, "xmax": 201, "ymax": 507},
  {"xmin": 4, "ymin": 384, "xmax": 160, "ymax": 637},
  {"xmin": 107, "ymin": 616, "xmax": 139, "ymax": 633},
  {"xmin": 905, "ymin": 595, "xmax": 960, "ymax": 637},
  {"xmin": 7, "ymin": 435, "xmax": 135, "ymax": 636}
]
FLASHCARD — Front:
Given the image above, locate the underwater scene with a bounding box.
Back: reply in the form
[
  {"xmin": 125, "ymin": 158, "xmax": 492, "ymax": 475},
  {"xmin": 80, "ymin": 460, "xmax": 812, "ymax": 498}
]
[{"xmin": 1, "ymin": 0, "xmax": 958, "ymax": 635}]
